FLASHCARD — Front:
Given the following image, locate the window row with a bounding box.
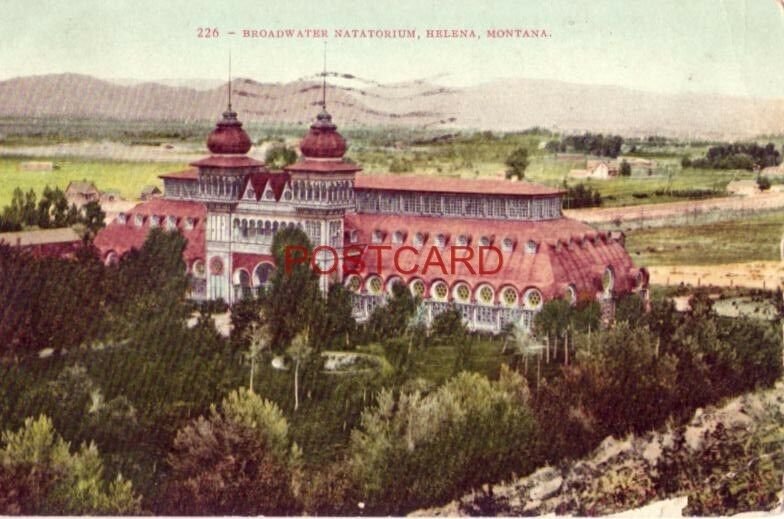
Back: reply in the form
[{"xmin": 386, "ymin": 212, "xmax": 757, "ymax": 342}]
[
  {"xmin": 344, "ymin": 275, "xmax": 545, "ymax": 310},
  {"xmin": 117, "ymin": 213, "xmax": 197, "ymax": 231},
  {"xmin": 355, "ymin": 191, "xmax": 562, "ymax": 220}
]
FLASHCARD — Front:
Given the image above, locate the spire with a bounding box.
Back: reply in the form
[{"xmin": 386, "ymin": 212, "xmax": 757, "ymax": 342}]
[
  {"xmin": 321, "ymin": 41, "xmax": 327, "ymax": 110},
  {"xmin": 227, "ymin": 49, "xmax": 232, "ymax": 111}
]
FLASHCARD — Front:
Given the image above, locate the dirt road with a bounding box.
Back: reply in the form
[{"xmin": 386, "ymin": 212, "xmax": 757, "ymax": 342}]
[{"xmin": 648, "ymin": 261, "xmax": 784, "ymax": 290}]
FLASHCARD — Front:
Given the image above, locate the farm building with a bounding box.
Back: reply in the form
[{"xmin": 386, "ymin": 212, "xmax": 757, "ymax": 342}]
[
  {"xmin": 95, "ymin": 96, "xmax": 647, "ymax": 333},
  {"xmin": 65, "ymin": 180, "xmax": 101, "ymax": 207}
]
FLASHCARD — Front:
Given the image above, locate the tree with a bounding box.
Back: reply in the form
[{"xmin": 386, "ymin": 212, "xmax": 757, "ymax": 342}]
[
  {"xmin": 219, "ymin": 387, "xmax": 296, "ymax": 463},
  {"xmin": 349, "ymin": 367, "xmax": 537, "ymax": 514},
  {"xmin": 365, "ymin": 281, "xmax": 419, "ymax": 343},
  {"xmin": 1, "ymin": 415, "xmax": 140, "ymax": 515},
  {"xmin": 757, "ymin": 175, "xmax": 772, "ymax": 191},
  {"xmin": 429, "ymin": 304, "xmax": 467, "ymax": 347},
  {"xmin": 80, "ymin": 201, "xmax": 106, "ymax": 239},
  {"xmin": 288, "ymin": 330, "xmax": 314, "ymax": 412},
  {"xmin": 614, "ymin": 292, "xmax": 645, "ymax": 325},
  {"xmin": 265, "ymin": 144, "xmax": 298, "ymax": 169},
  {"xmin": 309, "ymin": 283, "xmax": 357, "ymax": 351},
  {"xmin": 263, "ymin": 227, "xmax": 320, "ymax": 351},
  {"xmin": 164, "ymin": 414, "xmax": 299, "ymax": 515},
  {"xmin": 504, "ymin": 147, "xmax": 529, "ymax": 180},
  {"xmin": 620, "ymin": 159, "xmax": 631, "ymax": 176}
]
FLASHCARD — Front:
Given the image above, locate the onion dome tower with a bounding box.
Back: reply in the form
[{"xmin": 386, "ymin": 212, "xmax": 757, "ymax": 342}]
[
  {"xmin": 189, "ymin": 59, "xmax": 266, "ymax": 204},
  {"xmin": 285, "ymin": 48, "xmax": 361, "ymax": 291}
]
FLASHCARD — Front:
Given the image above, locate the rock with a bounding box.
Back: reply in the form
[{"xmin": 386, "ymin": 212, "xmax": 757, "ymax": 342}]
[{"xmin": 527, "ymin": 466, "xmax": 563, "ymax": 501}]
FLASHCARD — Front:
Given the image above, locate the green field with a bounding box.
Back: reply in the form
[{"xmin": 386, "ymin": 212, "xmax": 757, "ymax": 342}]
[
  {"xmin": 626, "ymin": 210, "xmax": 784, "ymax": 266},
  {"xmin": 0, "ymin": 157, "xmax": 185, "ymax": 205}
]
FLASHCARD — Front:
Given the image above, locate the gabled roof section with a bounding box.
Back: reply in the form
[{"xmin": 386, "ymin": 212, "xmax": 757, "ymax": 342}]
[
  {"xmin": 354, "ymin": 173, "xmax": 564, "ymax": 197},
  {"xmin": 241, "ymin": 172, "xmax": 291, "ymax": 202}
]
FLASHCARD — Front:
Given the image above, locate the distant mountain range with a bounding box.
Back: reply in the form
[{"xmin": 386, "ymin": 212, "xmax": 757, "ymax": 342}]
[{"xmin": 0, "ymin": 73, "xmax": 782, "ymax": 138}]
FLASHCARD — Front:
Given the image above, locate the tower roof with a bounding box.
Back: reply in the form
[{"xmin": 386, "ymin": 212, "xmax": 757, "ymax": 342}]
[
  {"xmin": 299, "ymin": 108, "xmax": 347, "ymax": 159},
  {"xmin": 206, "ymin": 107, "xmax": 252, "ymax": 155}
]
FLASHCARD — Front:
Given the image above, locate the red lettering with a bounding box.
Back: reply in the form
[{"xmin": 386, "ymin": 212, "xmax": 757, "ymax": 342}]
[
  {"xmin": 422, "ymin": 246, "xmax": 447, "ymax": 275},
  {"xmin": 366, "ymin": 245, "xmax": 391, "ymax": 273},
  {"xmin": 342, "ymin": 245, "xmax": 365, "ymax": 274},
  {"xmin": 284, "ymin": 245, "xmax": 308, "ymax": 274},
  {"xmin": 450, "ymin": 246, "xmax": 476, "ymax": 275},
  {"xmin": 311, "ymin": 245, "xmax": 338, "ymax": 274},
  {"xmin": 479, "ymin": 246, "xmax": 503, "ymax": 275},
  {"xmin": 393, "ymin": 246, "xmax": 419, "ymax": 275}
]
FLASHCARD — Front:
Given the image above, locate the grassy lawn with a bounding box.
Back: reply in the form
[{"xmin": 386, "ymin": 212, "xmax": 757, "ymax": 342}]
[
  {"xmin": 626, "ymin": 210, "xmax": 784, "ymax": 266},
  {"xmin": 0, "ymin": 157, "xmax": 186, "ymax": 205}
]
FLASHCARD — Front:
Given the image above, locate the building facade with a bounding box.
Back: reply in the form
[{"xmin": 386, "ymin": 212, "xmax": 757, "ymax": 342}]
[{"xmin": 95, "ymin": 101, "xmax": 648, "ymax": 333}]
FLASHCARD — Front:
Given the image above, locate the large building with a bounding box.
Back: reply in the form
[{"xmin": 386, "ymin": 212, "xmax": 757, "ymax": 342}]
[{"xmin": 95, "ymin": 97, "xmax": 648, "ymax": 333}]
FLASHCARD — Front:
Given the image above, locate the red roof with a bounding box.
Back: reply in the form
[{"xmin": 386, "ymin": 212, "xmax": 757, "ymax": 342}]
[
  {"xmin": 94, "ymin": 199, "xmax": 206, "ymax": 266},
  {"xmin": 160, "ymin": 168, "xmax": 199, "ymax": 180},
  {"xmin": 190, "ymin": 155, "xmax": 265, "ymax": 169},
  {"xmin": 354, "ymin": 174, "xmax": 564, "ymax": 197},
  {"xmin": 285, "ymin": 159, "xmax": 362, "ymax": 174},
  {"xmin": 343, "ymin": 213, "xmax": 638, "ymax": 301},
  {"xmin": 206, "ymin": 109, "xmax": 252, "ymax": 155}
]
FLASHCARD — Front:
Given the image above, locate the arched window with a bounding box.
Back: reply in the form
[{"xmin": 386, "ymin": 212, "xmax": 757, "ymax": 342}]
[
  {"xmin": 413, "ymin": 232, "xmax": 425, "ymax": 246},
  {"xmin": 453, "ymin": 282, "xmax": 471, "ymax": 303},
  {"xmin": 565, "ymin": 285, "xmax": 577, "ymax": 304},
  {"xmin": 386, "ymin": 276, "xmax": 403, "ymax": 294},
  {"xmin": 192, "ymin": 259, "xmax": 206, "ymax": 278},
  {"xmin": 104, "ymin": 251, "xmax": 119, "ymax": 266},
  {"xmin": 602, "ymin": 267, "xmax": 614, "ymax": 295},
  {"xmin": 525, "ymin": 240, "xmax": 537, "ymax": 254},
  {"xmin": 501, "ymin": 287, "xmax": 518, "ymax": 307},
  {"xmin": 345, "ymin": 274, "xmax": 362, "ymax": 293},
  {"xmin": 476, "ymin": 284, "xmax": 494, "ymax": 305},
  {"xmin": 524, "ymin": 288, "xmax": 543, "ymax": 310},
  {"xmin": 431, "ymin": 281, "xmax": 449, "ymax": 301},
  {"xmin": 410, "ymin": 279, "xmax": 426, "ymax": 298},
  {"xmin": 367, "ymin": 275, "xmax": 383, "ymax": 295},
  {"xmin": 254, "ymin": 263, "xmax": 274, "ymax": 287},
  {"xmin": 435, "ymin": 234, "xmax": 447, "ymax": 248},
  {"xmin": 456, "ymin": 234, "xmax": 469, "ymax": 246},
  {"xmin": 392, "ymin": 231, "xmax": 405, "ymax": 244},
  {"xmin": 502, "ymin": 237, "xmax": 514, "ymax": 252}
]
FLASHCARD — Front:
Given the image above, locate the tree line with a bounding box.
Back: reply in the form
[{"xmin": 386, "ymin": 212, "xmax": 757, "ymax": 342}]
[
  {"xmin": 0, "ymin": 186, "xmax": 105, "ymax": 236},
  {"xmin": 683, "ymin": 142, "xmax": 781, "ymax": 171}
]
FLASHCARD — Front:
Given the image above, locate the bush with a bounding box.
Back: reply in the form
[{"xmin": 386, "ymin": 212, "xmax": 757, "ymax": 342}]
[{"xmin": 349, "ymin": 367, "xmax": 537, "ymax": 514}]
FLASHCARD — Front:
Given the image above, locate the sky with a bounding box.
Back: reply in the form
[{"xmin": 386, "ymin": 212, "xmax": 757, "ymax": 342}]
[{"xmin": 3, "ymin": 0, "xmax": 784, "ymax": 98}]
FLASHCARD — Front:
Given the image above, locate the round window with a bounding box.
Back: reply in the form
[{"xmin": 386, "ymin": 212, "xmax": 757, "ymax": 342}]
[
  {"xmin": 368, "ymin": 277, "xmax": 383, "ymax": 294},
  {"xmin": 433, "ymin": 282, "xmax": 448, "ymax": 300},
  {"xmin": 502, "ymin": 287, "xmax": 518, "ymax": 306},
  {"xmin": 455, "ymin": 284, "xmax": 470, "ymax": 302},
  {"xmin": 411, "ymin": 280, "xmax": 425, "ymax": 297},
  {"xmin": 525, "ymin": 289, "xmax": 543, "ymax": 309},
  {"xmin": 479, "ymin": 285, "xmax": 494, "ymax": 304},
  {"xmin": 209, "ymin": 257, "xmax": 224, "ymax": 276},
  {"xmin": 346, "ymin": 275, "xmax": 361, "ymax": 292}
]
